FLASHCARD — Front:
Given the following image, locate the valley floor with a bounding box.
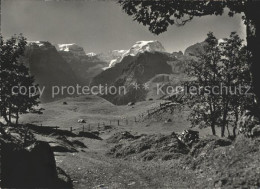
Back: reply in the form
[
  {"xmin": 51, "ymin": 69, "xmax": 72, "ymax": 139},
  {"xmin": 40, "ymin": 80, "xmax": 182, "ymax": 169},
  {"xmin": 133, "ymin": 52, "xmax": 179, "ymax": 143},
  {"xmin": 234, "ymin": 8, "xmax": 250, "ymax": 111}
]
[{"xmin": 20, "ymin": 95, "xmax": 258, "ymax": 188}]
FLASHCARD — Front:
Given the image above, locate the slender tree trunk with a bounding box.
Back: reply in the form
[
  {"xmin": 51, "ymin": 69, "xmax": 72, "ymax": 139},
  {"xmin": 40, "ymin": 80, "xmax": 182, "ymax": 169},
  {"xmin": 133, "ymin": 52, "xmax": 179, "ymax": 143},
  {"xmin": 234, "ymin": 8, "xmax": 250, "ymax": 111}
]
[
  {"xmin": 211, "ymin": 121, "xmax": 216, "ymax": 135},
  {"xmin": 211, "ymin": 125, "xmax": 216, "ymax": 135},
  {"xmin": 221, "ymin": 110, "xmax": 227, "ymax": 137},
  {"xmin": 221, "ymin": 101, "xmax": 229, "ymax": 137},
  {"xmin": 245, "ymin": 2, "xmax": 260, "ymax": 118},
  {"xmin": 8, "ymin": 103, "xmax": 12, "ymax": 125},
  {"xmin": 233, "ymin": 127, "xmax": 237, "ymax": 137},
  {"xmin": 233, "ymin": 112, "xmax": 239, "ymax": 137},
  {"xmin": 226, "ymin": 123, "xmax": 230, "ymax": 136},
  {"xmin": 2, "ymin": 107, "xmax": 9, "ymax": 124},
  {"xmin": 15, "ymin": 111, "xmax": 19, "ymax": 125},
  {"xmin": 221, "ymin": 124, "xmax": 225, "ymax": 137}
]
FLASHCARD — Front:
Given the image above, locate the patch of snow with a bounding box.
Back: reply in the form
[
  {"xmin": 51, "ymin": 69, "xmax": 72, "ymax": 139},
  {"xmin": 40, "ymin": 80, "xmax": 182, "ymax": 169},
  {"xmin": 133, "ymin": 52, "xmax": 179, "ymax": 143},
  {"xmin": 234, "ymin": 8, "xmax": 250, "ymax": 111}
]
[
  {"xmin": 106, "ymin": 40, "xmax": 166, "ymax": 69},
  {"xmin": 112, "ymin": 50, "xmax": 128, "ymax": 54},
  {"xmin": 27, "ymin": 41, "xmax": 54, "ymax": 49},
  {"xmin": 57, "ymin": 43, "xmax": 86, "ymax": 56},
  {"xmin": 86, "ymin": 52, "xmax": 96, "ymax": 57},
  {"xmin": 218, "ymin": 39, "xmax": 225, "ymax": 44},
  {"xmin": 109, "ymin": 59, "xmax": 118, "ymax": 67}
]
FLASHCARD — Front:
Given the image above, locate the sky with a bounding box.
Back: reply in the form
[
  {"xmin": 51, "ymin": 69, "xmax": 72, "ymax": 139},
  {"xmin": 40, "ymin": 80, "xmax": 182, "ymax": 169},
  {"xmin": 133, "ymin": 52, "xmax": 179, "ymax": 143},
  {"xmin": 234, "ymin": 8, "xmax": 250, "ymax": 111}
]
[{"xmin": 1, "ymin": 0, "xmax": 246, "ymax": 54}]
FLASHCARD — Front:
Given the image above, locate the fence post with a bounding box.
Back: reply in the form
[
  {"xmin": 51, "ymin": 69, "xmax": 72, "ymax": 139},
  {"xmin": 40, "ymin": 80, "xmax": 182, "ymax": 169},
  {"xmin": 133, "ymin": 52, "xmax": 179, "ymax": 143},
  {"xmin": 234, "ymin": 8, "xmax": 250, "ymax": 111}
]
[
  {"xmin": 70, "ymin": 127, "xmax": 72, "ymax": 132},
  {"xmin": 118, "ymin": 120, "xmax": 120, "ymax": 126},
  {"xmin": 83, "ymin": 125, "xmax": 84, "ymax": 132}
]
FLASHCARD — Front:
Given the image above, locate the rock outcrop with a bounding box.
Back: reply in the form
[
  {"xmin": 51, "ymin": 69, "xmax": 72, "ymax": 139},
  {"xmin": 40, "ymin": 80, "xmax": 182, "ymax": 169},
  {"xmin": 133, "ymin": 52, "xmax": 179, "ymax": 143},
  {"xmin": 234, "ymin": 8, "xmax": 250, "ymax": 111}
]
[
  {"xmin": 56, "ymin": 43, "xmax": 107, "ymax": 84},
  {"xmin": 103, "ymin": 40, "xmax": 166, "ymax": 69},
  {"xmin": 23, "ymin": 41, "xmax": 79, "ymax": 102},
  {"xmin": 0, "ymin": 127, "xmax": 72, "ymax": 188},
  {"xmin": 91, "ymin": 51, "xmax": 174, "ymax": 105}
]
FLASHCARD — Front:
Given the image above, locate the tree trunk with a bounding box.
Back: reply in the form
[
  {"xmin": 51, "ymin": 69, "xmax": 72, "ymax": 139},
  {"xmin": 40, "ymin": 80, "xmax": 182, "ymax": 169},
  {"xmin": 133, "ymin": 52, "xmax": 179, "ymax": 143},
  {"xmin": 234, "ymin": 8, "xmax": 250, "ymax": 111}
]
[
  {"xmin": 221, "ymin": 101, "xmax": 229, "ymax": 137},
  {"xmin": 245, "ymin": 2, "xmax": 260, "ymax": 117},
  {"xmin": 8, "ymin": 103, "xmax": 11, "ymax": 125},
  {"xmin": 211, "ymin": 122, "xmax": 216, "ymax": 135},
  {"xmin": 221, "ymin": 124, "xmax": 225, "ymax": 137},
  {"xmin": 221, "ymin": 112, "xmax": 227, "ymax": 137},
  {"xmin": 2, "ymin": 108, "xmax": 9, "ymax": 124},
  {"xmin": 233, "ymin": 126, "xmax": 237, "ymax": 137},
  {"xmin": 15, "ymin": 111, "xmax": 19, "ymax": 125},
  {"xmin": 233, "ymin": 112, "xmax": 239, "ymax": 137},
  {"xmin": 226, "ymin": 123, "xmax": 230, "ymax": 136}
]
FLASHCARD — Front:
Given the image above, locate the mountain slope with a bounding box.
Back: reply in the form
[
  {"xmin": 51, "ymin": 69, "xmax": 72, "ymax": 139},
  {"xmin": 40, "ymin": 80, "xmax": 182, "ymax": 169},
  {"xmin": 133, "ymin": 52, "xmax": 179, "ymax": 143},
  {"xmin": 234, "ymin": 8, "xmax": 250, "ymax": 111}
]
[
  {"xmin": 101, "ymin": 40, "xmax": 166, "ymax": 69},
  {"xmin": 56, "ymin": 44, "xmax": 107, "ymax": 84},
  {"xmin": 91, "ymin": 51, "xmax": 174, "ymax": 105},
  {"xmin": 23, "ymin": 41, "xmax": 79, "ymax": 102}
]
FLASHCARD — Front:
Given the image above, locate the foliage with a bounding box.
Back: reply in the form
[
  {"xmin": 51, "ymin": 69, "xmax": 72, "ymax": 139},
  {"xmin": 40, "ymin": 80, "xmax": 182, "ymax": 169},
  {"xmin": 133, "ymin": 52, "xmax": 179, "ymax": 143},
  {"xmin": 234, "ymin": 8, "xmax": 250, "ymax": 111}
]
[
  {"xmin": 184, "ymin": 32, "xmax": 222, "ymax": 135},
  {"xmin": 183, "ymin": 32, "xmax": 255, "ymax": 136},
  {"xmin": 118, "ymin": 0, "xmax": 246, "ymax": 35},
  {"xmin": 118, "ymin": 0, "xmax": 260, "ymax": 120},
  {"xmin": 0, "ymin": 34, "xmax": 41, "ymax": 125}
]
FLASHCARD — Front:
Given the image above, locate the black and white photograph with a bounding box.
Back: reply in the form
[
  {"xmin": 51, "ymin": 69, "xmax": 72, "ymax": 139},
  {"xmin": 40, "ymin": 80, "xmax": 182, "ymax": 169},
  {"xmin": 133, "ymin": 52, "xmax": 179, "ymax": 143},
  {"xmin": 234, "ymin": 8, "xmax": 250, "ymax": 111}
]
[{"xmin": 0, "ymin": 0, "xmax": 260, "ymax": 188}]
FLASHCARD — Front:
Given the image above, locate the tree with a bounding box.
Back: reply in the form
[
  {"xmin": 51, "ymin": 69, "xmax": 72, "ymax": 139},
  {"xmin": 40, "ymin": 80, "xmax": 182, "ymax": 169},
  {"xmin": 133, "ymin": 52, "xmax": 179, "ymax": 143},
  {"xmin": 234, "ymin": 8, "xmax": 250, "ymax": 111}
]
[
  {"xmin": 118, "ymin": 0, "xmax": 260, "ymax": 117},
  {"xmin": 184, "ymin": 32, "xmax": 222, "ymax": 135},
  {"xmin": 184, "ymin": 32, "xmax": 253, "ymax": 137},
  {"xmin": 0, "ymin": 34, "xmax": 41, "ymax": 125},
  {"xmin": 218, "ymin": 32, "xmax": 255, "ymax": 137}
]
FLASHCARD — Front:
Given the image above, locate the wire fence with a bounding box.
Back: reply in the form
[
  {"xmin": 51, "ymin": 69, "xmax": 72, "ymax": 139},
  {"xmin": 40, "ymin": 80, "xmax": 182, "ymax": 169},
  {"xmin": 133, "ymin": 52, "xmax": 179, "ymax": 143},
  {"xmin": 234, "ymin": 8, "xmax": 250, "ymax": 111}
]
[{"xmin": 34, "ymin": 101, "xmax": 182, "ymax": 134}]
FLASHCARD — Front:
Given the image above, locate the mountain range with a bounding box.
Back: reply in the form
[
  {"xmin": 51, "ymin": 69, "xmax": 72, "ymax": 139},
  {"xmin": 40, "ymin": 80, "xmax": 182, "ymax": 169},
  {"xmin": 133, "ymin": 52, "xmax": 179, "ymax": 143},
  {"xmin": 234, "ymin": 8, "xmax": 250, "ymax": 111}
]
[{"xmin": 23, "ymin": 40, "xmax": 207, "ymax": 103}]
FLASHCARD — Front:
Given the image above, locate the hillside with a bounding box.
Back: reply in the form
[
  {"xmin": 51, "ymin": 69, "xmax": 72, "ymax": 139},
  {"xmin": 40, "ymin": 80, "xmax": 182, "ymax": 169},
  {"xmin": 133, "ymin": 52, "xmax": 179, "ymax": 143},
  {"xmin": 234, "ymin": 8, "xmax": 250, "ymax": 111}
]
[
  {"xmin": 56, "ymin": 43, "xmax": 108, "ymax": 84},
  {"xmin": 18, "ymin": 94, "xmax": 260, "ymax": 188},
  {"xmin": 23, "ymin": 41, "xmax": 79, "ymax": 102},
  {"xmin": 91, "ymin": 52, "xmax": 175, "ymax": 105}
]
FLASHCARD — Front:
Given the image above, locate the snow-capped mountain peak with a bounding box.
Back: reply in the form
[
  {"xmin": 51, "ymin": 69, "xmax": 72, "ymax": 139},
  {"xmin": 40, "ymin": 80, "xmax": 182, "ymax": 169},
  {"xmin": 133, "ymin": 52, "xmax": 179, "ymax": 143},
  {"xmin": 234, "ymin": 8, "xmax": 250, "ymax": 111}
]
[
  {"xmin": 56, "ymin": 43, "xmax": 86, "ymax": 56},
  {"xmin": 129, "ymin": 40, "xmax": 165, "ymax": 55},
  {"xmin": 27, "ymin": 41, "xmax": 56, "ymax": 51},
  {"xmin": 105, "ymin": 40, "xmax": 166, "ymax": 69}
]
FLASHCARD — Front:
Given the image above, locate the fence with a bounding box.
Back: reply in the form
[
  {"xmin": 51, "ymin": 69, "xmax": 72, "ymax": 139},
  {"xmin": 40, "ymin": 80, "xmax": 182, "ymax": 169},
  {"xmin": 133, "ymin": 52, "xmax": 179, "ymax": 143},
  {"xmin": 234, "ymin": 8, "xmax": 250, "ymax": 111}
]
[{"xmin": 33, "ymin": 101, "xmax": 182, "ymax": 134}]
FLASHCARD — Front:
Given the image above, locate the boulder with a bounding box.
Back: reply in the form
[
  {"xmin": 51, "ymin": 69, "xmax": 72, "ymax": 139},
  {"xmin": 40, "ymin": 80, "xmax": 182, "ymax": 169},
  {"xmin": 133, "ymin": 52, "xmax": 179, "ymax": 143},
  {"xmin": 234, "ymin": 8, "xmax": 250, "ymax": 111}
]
[
  {"xmin": 190, "ymin": 135, "xmax": 232, "ymax": 157},
  {"xmin": 252, "ymin": 125, "xmax": 260, "ymax": 137},
  {"xmin": 77, "ymin": 119, "xmax": 86, "ymax": 123},
  {"xmin": 1, "ymin": 141, "xmax": 66, "ymax": 188},
  {"xmin": 177, "ymin": 129, "xmax": 199, "ymax": 147},
  {"xmin": 127, "ymin": 102, "xmax": 135, "ymax": 106},
  {"xmin": 165, "ymin": 118, "xmax": 172, "ymax": 123}
]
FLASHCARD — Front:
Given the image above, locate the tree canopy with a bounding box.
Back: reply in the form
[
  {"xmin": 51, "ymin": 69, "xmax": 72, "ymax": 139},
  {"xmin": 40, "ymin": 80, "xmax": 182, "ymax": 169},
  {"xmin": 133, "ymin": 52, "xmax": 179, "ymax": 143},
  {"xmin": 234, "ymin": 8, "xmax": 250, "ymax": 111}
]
[
  {"xmin": 183, "ymin": 32, "xmax": 254, "ymax": 137},
  {"xmin": 0, "ymin": 34, "xmax": 41, "ymax": 125},
  {"xmin": 118, "ymin": 0, "xmax": 247, "ymax": 35}
]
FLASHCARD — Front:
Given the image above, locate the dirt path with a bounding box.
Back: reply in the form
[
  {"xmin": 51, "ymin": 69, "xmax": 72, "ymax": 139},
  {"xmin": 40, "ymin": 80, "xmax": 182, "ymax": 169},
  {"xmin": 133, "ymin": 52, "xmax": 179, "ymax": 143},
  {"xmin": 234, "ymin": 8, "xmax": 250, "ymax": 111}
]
[
  {"xmin": 56, "ymin": 150, "xmax": 194, "ymax": 189},
  {"xmin": 21, "ymin": 95, "xmax": 201, "ymax": 188},
  {"xmin": 50, "ymin": 133, "xmax": 195, "ymax": 189}
]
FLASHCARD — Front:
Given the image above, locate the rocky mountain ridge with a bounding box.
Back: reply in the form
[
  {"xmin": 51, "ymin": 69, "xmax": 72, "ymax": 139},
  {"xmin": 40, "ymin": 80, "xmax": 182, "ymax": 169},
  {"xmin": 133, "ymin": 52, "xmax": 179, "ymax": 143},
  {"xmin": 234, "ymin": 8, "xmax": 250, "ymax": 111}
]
[
  {"xmin": 91, "ymin": 39, "xmax": 205, "ymax": 105},
  {"xmin": 23, "ymin": 39, "xmax": 207, "ymax": 103}
]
